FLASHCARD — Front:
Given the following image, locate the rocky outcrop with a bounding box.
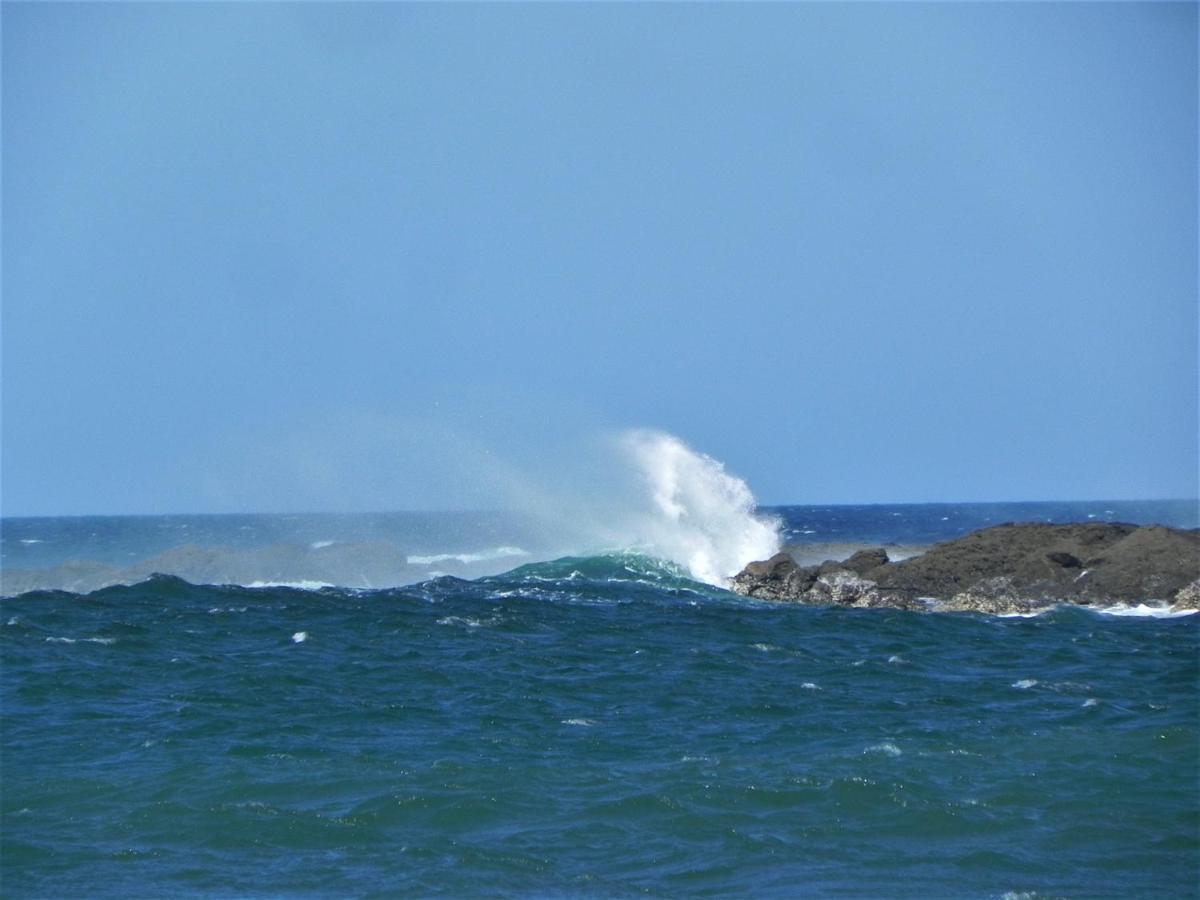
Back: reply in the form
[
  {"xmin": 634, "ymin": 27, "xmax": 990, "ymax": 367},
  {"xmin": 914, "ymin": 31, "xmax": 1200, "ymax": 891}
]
[
  {"xmin": 1174, "ymin": 580, "xmax": 1200, "ymax": 610},
  {"xmin": 730, "ymin": 523, "xmax": 1200, "ymax": 613}
]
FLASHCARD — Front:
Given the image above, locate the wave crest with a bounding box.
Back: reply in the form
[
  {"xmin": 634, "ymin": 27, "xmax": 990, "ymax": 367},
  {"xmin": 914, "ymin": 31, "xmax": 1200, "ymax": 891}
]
[{"xmin": 615, "ymin": 430, "xmax": 781, "ymax": 587}]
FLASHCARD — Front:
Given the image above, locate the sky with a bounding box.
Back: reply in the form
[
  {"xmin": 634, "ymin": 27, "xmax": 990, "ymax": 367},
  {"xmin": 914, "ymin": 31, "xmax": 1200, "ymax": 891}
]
[{"xmin": 3, "ymin": 2, "xmax": 1197, "ymax": 515}]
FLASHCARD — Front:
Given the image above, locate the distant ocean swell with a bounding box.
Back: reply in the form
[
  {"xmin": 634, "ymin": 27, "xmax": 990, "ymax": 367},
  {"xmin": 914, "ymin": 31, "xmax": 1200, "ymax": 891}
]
[{"xmin": 4, "ymin": 430, "xmax": 1194, "ymax": 598}]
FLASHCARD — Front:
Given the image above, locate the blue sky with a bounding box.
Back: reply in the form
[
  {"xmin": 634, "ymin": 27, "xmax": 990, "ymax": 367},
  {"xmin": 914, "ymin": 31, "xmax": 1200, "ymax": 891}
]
[{"xmin": 3, "ymin": 2, "xmax": 1196, "ymax": 515}]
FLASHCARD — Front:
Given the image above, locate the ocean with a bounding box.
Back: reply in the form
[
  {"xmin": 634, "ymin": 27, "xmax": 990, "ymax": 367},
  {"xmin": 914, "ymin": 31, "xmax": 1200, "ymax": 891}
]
[{"xmin": 3, "ymin": 455, "xmax": 1198, "ymax": 898}]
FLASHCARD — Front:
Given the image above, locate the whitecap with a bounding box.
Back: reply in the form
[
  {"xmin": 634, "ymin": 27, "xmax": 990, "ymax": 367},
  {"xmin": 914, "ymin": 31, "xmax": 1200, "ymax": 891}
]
[
  {"xmin": 1082, "ymin": 698, "xmax": 1099, "ymax": 707},
  {"xmin": 310, "ymin": 540, "xmax": 336, "ymax": 550},
  {"xmin": 751, "ymin": 643, "xmax": 780, "ymax": 652},
  {"xmin": 996, "ymin": 608, "xmax": 1052, "ymax": 618},
  {"xmin": 562, "ymin": 718, "xmax": 595, "ymax": 727},
  {"xmin": 246, "ymin": 580, "xmax": 333, "ymax": 591},
  {"xmin": 801, "ymin": 682, "xmax": 821, "ymax": 690},
  {"xmin": 887, "ymin": 654, "xmax": 905, "ymax": 664},
  {"xmin": 407, "ymin": 546, "xmax": 529, "ymax": 566},
  {"xmin": 1012, "ymin": 679, "xmax": 1038, "ymax": 689},
  {"xmin": 436, "ymin": 616, "xmax": 495, "ymax": 628},
  {"xmin": 864, "ymin": 742, "xmax": 902, "ymax": 756},
  {"xmin": 19, "ymin": 538, "xmax": 44, "ymax": 544},
  {"xmin": 291, "ymin": 631, "xmax": 308, "ymax": 643},
  {"xmin": 1093, "ymin": 603, "xmax": 1196, "ymax": 618}
]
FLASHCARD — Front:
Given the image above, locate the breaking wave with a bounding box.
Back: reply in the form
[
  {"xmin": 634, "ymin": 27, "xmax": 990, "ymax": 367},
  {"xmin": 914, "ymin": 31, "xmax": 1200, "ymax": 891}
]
[{"xmin": 602, "ymin": 430, "xmax": 781, "ymax": 587}]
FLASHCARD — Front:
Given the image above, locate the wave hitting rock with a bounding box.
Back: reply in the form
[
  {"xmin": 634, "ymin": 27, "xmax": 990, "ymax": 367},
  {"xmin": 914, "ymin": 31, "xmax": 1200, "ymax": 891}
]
[{"xmin": 729, "ymin": 523, "xmax": 1200, "ymax": 613}]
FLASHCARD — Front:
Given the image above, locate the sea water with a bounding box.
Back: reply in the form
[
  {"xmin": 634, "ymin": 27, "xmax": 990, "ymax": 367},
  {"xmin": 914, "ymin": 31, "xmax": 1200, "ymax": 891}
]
[{"xmin": 2, "ymin": 437, "xmax": 1197, "ymax": 897}]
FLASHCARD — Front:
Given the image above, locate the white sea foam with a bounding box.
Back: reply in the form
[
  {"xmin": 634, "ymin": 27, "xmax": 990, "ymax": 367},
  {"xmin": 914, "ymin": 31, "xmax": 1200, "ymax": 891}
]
[
  {"xmin": 995, "ymin": 601, "xmax": 1196, "ymax": 619},
  {"xmin": 246, "ymin": 580, "xmax": 333, "ymax": 590},
  {"xmin": 407, "ymin": 546, "xmax": 529, "ymax": 566},
  {"xmin": 291, "ymin": 631, "xmax": 308, "ymax": 643},
  {"xmin": 614, "ymin": 430, "xmax": 781, "ymax": 587},
  {"xmin": 19, "ymin": 538, "xmax": 44, "ymax": 544},
  {"xmin": 996, "ymin": 609, "xmax": 1051, "ymax": 618},
  {"xmin": 562, "ymin": 718, "xmax": 595, "ymax": 727},
  {"xmin": 1012, "ymin": 679, "xmax": 1038, "ymax": 689},
  {"xmin": 46, "ymin": 636, "xmax": 115, "ymax": 645},
  {"xmin": 310, "ymin": 540, "xmax": 336, "ymax": 549},
  {"xmin": 1092, "ymin": 603, "xmax": 1197, "ymax": 618},
  {"xmin": 864, "ymin": 742, "xmax": 902, "ymax": 756},
  {"xmin": 436, "ymin": 616, "xmax": 496, "ymax": 628}
]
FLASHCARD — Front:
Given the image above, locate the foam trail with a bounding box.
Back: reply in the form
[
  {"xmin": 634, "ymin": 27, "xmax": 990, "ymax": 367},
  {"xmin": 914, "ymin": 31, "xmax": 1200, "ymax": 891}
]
[
  {"xmin": 407, "ymin": 546, "xmax": 529, "ymax": 566},
  {"xmin": 615, "ymin": 430, "xmax": 781, "ymax": 587}
]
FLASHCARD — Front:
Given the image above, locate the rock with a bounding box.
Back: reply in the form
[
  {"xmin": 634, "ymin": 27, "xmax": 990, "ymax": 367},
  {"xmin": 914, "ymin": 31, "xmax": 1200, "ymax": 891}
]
[
  {"xmin": 809, "ymin": 570, "xmax": 877, "ymax": 605},
  {"xmin": 1045, "ymin": 551, "xmax": 1082, "ymax": 569},
  {"xmin": 729, "ymin": 553, "xmax": 817, "ymax": 601},
  {"xmin": 841, "ymin": 548, "xmax": 890, "ymax": 576},
  {"xmin": 730, "ymin": 523, "xmax": 1200, "ymax": 613},
  {"xmin": 1174, "ymin": 580, "xmax": 1200, "ymax": 610},
  {"xmin": 937, "ymin": 577, "xmax": 1041, "ymax": 615}
]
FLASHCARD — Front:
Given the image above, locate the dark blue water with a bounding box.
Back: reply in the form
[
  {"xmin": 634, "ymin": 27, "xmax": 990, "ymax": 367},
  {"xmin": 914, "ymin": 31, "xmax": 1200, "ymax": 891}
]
[{"xmin": 2, "ymin": 503, "xmax": 1198, "ymax": 897}]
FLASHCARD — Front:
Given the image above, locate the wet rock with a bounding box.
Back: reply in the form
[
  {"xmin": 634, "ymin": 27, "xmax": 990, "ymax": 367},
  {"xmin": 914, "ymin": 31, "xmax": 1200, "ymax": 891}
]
[
  {"xmin": 729, "ymin": 552, "xmax": 817, "ymax": 601},
  {"xmin": 809, "ymin": 570, "xmax": 877, "ymax": 605},
  {"xmin": 937, "ymin": 577, "xmax": 1041, "ymax": 615},
  {"xmin": 731, "ymin": 523, "xmax": 1200, "ymax": 612},
  {"xmin": 1174, "ymin": 580, "xmax": 1200, "ymax": 610}
]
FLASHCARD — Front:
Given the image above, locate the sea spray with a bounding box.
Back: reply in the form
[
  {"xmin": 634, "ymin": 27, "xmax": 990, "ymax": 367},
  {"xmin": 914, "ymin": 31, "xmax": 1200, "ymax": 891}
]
[{"xmin": 613, "ymin": 430, "xmax": 781, "ymax": 586}]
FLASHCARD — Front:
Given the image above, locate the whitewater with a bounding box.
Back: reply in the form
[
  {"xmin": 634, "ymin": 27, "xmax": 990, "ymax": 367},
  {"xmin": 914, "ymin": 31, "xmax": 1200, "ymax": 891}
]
[{"xmin": 2, "ymin": 433, "xmax": 1197, "ymax": 897}]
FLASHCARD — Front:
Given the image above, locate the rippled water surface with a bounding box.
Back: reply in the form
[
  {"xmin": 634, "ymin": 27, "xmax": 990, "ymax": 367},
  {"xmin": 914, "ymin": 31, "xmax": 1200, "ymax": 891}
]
[{"xmin": 4, "ymin": 556, "xmax": 1197, "ymax": 898}]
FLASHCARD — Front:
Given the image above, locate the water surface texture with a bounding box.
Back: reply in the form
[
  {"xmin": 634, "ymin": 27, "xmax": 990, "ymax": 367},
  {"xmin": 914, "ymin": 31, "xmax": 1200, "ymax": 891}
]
[{"xmin": 3, "ymin": 501, "xmax": 1197, "ymax": 897}]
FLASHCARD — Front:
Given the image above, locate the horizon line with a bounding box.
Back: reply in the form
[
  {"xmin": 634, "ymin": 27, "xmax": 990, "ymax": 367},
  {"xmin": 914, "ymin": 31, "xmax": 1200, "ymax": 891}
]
[{"xmin": 2, "ymin": 497, "xmax": 1197, "ymax": 521}]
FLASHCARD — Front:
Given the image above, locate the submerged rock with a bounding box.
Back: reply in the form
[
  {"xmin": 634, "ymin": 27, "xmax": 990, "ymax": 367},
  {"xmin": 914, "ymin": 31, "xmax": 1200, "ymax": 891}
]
[{"xmin": 731, "ymin": 523, "xmax": 1200, "ymax": 612}]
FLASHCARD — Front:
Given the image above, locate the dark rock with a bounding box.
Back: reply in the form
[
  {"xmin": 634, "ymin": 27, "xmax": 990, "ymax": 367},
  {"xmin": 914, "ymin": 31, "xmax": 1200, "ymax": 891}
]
[
  {"xmin": 842, "ymin": 548, "xmax": 890, "ymax": 575},
  {"xmin": 729, "ymin": 553, "xmax": 818, "ymax": 601},
  {"xmin": 731, "ymin": 523, "xmax": 1200, "ymax": 613}
]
